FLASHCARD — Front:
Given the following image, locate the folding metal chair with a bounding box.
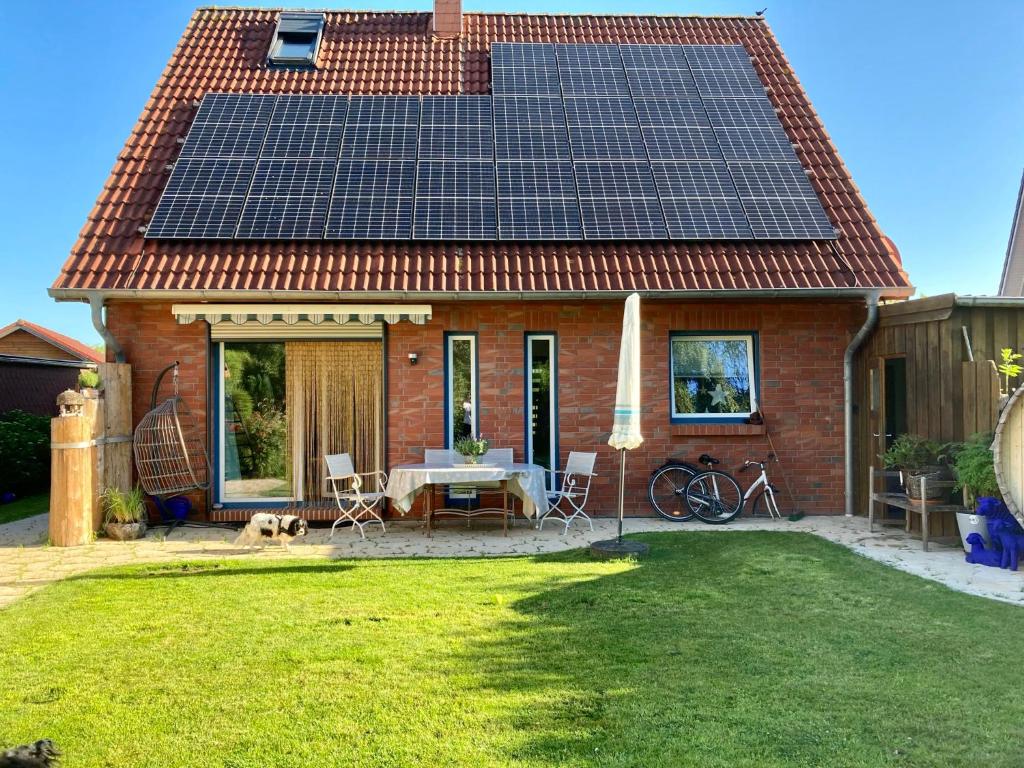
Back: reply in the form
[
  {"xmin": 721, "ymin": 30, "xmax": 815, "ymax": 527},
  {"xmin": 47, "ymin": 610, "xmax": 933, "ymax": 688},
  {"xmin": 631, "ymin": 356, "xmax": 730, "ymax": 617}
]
[
  {"xmin": 325, "ymin": 453, "xmax": 388, "ymax": 539},
  {"xmin": 539, "ymin": 451, "xmax": 597, "ymax": 534}
]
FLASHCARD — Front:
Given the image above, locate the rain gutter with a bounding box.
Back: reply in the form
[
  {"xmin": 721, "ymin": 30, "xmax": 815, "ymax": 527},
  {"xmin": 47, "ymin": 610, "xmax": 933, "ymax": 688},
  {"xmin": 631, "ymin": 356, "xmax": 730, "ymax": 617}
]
[{"xmin": 844, "ymin": 291, "xmax": 880, "ymax": 517}]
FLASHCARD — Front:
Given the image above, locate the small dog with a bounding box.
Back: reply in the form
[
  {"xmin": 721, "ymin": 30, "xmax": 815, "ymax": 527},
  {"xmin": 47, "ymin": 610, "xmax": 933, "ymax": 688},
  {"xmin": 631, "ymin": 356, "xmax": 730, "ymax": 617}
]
[
  {"xmin": 233, "ymin": 513, "xmax": 308, "ymax": 551},
  {"xmin": 0, "ymin": 740, "xmax": 60, "ymax": 767}
]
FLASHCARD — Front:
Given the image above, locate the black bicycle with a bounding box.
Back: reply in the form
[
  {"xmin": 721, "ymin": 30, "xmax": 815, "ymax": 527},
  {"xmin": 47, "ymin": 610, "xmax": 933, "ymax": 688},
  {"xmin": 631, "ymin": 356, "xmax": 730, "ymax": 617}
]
[{"xmin": 647, "ymin": 455, "xmax": 716, "ymax": 522}]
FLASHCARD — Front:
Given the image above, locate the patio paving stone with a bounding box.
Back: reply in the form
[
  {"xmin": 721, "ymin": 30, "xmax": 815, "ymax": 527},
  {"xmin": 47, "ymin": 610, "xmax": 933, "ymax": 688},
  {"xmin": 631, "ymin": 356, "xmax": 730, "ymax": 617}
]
[{"xmin": 0, "ymin": 512, "xmax": 1022, "ymax": 608}]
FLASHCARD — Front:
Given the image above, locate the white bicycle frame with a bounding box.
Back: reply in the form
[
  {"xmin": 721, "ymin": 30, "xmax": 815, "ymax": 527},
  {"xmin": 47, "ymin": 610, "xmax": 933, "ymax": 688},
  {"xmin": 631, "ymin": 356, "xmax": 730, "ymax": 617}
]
[{"xmin": 692, "ymin": 460, "xmax": 782, "ymax": 519}]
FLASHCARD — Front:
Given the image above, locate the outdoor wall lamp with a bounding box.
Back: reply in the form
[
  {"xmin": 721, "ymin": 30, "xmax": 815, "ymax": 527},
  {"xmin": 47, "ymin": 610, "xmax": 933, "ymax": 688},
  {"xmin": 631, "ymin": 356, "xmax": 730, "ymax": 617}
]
[{"xmin": 408, "ymin": 352, "xmax": 419, "ymax": 365}]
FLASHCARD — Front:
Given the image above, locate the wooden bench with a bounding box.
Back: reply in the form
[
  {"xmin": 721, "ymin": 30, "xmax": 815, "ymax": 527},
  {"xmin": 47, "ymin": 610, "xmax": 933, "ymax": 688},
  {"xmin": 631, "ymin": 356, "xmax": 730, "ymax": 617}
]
[{"xmin": 867, "ymin": 466, "xmax": 966, "ymax": 552}]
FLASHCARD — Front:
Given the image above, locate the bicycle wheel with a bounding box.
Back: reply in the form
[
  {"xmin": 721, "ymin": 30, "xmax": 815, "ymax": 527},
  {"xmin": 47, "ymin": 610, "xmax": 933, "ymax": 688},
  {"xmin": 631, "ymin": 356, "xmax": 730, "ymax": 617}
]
[
  {"xmin": 648, "ymin": 463, "xmax": 698, "ymax": 521},
  {"xmin": 686, "ymin": 470, "xmax": 742, "ymax": 524},
  {"xmin": 749, "ymin": 486, "xmax": 782, "ymax": 519}
]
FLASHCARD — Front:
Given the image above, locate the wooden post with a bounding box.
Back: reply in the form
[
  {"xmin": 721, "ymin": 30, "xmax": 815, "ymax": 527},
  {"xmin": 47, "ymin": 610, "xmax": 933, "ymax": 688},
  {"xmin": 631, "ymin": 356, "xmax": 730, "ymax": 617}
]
[
  {"xmin": 99, "ymin": 362, "xmax": 132, "ymax": 495},
  {"xmin": 50, "ymin": 405, "xmax": 97, "ymax": 547}
]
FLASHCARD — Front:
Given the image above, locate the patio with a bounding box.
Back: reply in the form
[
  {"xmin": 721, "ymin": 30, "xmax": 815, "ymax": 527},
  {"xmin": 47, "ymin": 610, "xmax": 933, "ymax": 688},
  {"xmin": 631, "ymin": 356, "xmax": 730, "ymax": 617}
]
[{"xmin": 2, "ymin": 513, "xmax": 1023, "ymax": 609}]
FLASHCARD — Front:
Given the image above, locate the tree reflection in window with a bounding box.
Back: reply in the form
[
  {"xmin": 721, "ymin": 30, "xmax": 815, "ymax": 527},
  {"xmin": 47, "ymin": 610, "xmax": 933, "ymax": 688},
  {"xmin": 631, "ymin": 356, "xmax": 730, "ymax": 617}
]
[{"xmin": 671, "ymin": 336, "xmax": 755, "ymax": 418}]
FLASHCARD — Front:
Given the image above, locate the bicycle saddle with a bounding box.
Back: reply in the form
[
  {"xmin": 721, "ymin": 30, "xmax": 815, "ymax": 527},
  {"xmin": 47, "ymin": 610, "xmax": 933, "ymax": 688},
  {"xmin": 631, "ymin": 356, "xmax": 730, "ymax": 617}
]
[{"xmin": 698, "ymin": 454, "xmax": 720, "ymax": 466}]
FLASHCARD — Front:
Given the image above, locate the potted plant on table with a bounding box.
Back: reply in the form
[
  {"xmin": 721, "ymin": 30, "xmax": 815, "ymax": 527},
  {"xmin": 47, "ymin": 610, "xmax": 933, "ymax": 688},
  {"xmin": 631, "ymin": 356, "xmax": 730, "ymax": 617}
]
[
  {"xmin": 952, "ymin": 433, "xmax": 1002, "ymax": 551},
  {"xmin": 453, "ymin": 435, "xmax": 489, "ymax": 465},
  {"xmin": 881, "ymin": 434, "xmax": 950, "ymax": 501},
  {"xmin": 101, "ymin": 486, "xmax": 147, "ymax": 541}
]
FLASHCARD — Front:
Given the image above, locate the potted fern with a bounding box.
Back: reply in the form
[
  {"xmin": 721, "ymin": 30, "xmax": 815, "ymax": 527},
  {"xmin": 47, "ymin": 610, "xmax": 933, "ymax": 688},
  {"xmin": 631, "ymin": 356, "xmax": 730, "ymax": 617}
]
[
  {"xmin": 453, "ymin": 435, "xmax": 489, "ymax": 465},
  {"xmin": 952, "ymin": 433, "xmax": 1001, "ymax": 551},
  {"xmin": 101, "ymin": 486, "xmax": 147, "ymax": 541},
  {"xmin": 881, "ymin": 434, "xmax": 950, "ymax": 501}
]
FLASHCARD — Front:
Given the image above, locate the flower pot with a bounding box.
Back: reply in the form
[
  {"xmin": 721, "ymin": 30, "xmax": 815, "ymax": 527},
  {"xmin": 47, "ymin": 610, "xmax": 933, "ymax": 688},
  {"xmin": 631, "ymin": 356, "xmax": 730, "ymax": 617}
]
[
  {"xmin": 104, "ymin": 521, "xmax": 146, "ymax": 541},
  {"xmin": 165, "ymin": 496, "xmax": 191, "ymax": 521},
  {"xmin": 905, "ymin": 467, "xmax": 947, "ymax": 501},
  {"xmin": 458, "ymin": 454, "xmax": 480, "ymax": 465},
  {"xmin": 956, "ymin": 511, "xmax": 990, "ymax": 553}
]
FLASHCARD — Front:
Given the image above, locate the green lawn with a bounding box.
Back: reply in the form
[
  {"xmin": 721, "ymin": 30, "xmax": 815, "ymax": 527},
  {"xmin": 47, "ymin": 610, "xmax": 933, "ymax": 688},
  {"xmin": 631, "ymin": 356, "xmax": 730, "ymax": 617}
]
[
  {"xmin": 1, "ymin": 532, "xmax": 1022, "ymax": 767},
  {"xmin": 0, "ymin": 493, "xmax": 48, "ymax": 525}
]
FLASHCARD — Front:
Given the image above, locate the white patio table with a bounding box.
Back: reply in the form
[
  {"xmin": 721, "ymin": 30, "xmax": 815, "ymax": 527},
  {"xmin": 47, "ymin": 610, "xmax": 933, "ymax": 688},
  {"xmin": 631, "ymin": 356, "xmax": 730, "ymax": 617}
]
[{"xmin": 385, "ymin": 461, "xmax": 549, "ymax": 536}]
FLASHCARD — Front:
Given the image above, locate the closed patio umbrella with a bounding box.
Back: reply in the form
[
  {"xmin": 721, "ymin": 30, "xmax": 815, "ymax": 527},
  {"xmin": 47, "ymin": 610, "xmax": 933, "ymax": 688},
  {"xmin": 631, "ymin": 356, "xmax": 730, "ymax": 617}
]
[{"xmin": 594, "ymin": 293, "xmax": 649, "ymax": 557}]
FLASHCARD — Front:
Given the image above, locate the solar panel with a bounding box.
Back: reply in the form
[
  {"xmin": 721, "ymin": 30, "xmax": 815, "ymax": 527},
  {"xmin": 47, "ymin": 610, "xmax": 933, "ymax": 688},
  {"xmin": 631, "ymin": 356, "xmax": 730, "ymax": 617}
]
[
  {"xmin": 146, "ymin": 157, "xmax": 257, "ymax": 239},
  {"xmin": 236, "ymin": 158, "xmax": 335, "ymax": 239},
  {"xmin": 660, "ymin": 197, "xmax": 752, "ymax": 239},
  {"xmin": 641, "ymin": 126, "xmax": 722, "ymax": 160},
  {"xmin": 496, "ymin": 158, "xmax": 580, "ymax": 240},
  {"xmin": 326, "ymin": 160, "xmax": 415, "ymax": 239},
  {"xmin": 632, "ymin": 99, "xmax": 709, "ymax": 127},
  {"xmin": 340, "ymin": 96, "xmax": 419, "ymax": 159},
  {"xmin": 578, "ymin": 198, "xmax": 667, "ymax": 240},
  {"xmin": 742, "ymin": 197, "xmax": 836, "ymax": 240},
  {"xmin": 691, "ymin": 68, "xmax": 766, "ymax": 99},
  {"xmin": 564, "ymin": 97, "xmax": 646, "ymax": 160},
  {"xmin": 651, "ymin": 161, "xmax": 738, "ymax": 198},
  {"xmin": 714, "ymin": 125, "xmax": 798, "ymax": 161},
  {"xmin": 261, "ymin": 94, "xmax": 347, "ymax": 159},
  {"xmin": 491, "ymin": 42, "xmax": 560, "ymax": 96},
  {"xmin": 419, "ymin": 96, "xmax": 493, "ymax": 160},
  {"xmin": 413, "ymin": 160, "xmax": 496, "ymax": 239},
  {"xmin": 728, "ymin": 161, "xmax": 819, "ymax": 200},
  {"xmin": 494, "ymin": 96, "xmax": 570, "ymax": 160},
  {"xmin": 147, "ymin": 44, "xmax": 838, "ymax": 243},
  {"xmin": 574, "ymin": 161, "xmax": 666, "ymax": 239}
]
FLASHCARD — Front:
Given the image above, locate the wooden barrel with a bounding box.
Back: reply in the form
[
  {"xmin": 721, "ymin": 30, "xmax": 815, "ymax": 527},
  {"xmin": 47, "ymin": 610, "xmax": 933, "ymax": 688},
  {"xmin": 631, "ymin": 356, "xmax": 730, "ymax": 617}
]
[{"xmin": 993, "ymin": 385, "xmax": 1024, "ymax": 527}]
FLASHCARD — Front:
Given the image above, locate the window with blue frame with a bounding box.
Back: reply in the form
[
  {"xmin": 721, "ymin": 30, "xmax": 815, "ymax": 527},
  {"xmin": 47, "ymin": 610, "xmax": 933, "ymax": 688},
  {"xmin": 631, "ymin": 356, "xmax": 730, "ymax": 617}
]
[{"xmin": 670, "ymin": 333, "xmax": 758, "ymax": 422}]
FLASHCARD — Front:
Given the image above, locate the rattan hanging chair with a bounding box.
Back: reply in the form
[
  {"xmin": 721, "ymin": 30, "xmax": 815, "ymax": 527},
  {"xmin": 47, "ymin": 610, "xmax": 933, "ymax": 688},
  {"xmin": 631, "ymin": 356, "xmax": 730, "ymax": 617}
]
[{"xmin": 134, "ymin": 362, "xmax": 210, "ymax": 497}]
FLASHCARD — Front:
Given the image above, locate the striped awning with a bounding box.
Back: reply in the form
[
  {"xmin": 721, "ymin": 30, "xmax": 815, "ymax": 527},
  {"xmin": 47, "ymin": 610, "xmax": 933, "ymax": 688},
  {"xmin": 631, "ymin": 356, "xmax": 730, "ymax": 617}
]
[{"xmin": 171, "ymin": 303, "xmax": 432, "ymax": 326}]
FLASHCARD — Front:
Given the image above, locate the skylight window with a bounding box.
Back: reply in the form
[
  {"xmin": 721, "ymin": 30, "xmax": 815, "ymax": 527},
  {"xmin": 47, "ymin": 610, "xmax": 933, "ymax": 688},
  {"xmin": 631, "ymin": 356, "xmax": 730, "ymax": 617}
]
[{"xmin": 268, "ymin": 12, "xmax": 325, "ymax": 67}]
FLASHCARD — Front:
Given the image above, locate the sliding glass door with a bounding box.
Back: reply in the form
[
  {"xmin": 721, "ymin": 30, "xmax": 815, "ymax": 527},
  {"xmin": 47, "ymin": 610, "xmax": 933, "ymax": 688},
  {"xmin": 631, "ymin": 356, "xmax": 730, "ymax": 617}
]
[
  {"xmin": 526, "ymin": 334, "xmax": 557, "ymax": 479},
  {"xmin": 217, "ymin": 340, "xmax": 383, "ymax": 505}
]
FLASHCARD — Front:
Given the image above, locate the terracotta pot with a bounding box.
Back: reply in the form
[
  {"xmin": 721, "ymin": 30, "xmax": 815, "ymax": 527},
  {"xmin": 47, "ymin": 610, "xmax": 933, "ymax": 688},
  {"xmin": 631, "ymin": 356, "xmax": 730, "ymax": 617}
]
[{"xmin": 104, "ymin": 521, "xmax": 147, "ymax": 541}]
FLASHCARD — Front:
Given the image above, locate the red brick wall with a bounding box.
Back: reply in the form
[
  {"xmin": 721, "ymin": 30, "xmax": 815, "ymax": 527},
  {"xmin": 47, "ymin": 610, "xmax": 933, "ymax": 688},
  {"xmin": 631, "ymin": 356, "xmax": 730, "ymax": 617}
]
[
  {"xmin": 388, "ymin": 299, "xmax": 863, "ymax": 516},
  {"xmin": 106, "ymin": 298, "xmax": 862, "ymax": 517},
  {"xmin": 106, "ymin": 302, "xmax": 209, "ymax": 513}
]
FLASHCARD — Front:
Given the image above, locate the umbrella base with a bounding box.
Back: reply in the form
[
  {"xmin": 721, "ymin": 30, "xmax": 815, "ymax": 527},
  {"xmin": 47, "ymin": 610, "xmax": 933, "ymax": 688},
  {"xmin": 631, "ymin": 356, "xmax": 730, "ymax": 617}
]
[{"xmin": 590, "ymin": 539, "xmax": 650, "ymax": 559}]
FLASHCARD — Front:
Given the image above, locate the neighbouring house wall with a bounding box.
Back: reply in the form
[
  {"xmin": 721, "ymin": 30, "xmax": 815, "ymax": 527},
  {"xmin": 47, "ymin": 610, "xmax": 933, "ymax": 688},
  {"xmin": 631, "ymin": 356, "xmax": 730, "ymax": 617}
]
[
  {"xmin": 389, "ymin": 299, "xmax": 863, "ymax": 517},
  {"xmin": 0, "ymin": 329, "xmax": 79, "ymax": 361},
  {"xmin": 0, "ymin": 360, "xmax": 82, "ymax": 416},
  {"xmin": 107, "ymin": 298, "xmax": 862, "ymax": 518}
]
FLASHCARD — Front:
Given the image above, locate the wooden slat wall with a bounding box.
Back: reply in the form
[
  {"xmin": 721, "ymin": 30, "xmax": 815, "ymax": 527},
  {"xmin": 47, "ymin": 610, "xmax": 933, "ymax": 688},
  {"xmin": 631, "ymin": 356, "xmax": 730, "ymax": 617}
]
[{"xmin": 854, "ymin": 301, "xmax": 1024, "ymax": 530}]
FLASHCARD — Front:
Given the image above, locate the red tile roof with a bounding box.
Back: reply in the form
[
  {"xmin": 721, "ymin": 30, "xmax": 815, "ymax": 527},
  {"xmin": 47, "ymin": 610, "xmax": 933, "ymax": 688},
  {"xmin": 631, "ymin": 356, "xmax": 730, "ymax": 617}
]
[
  {"xmin": 51, "ymin": 8, "xmax": 911, "ymax": 297},
  {"xmin": 0, "ymin": 320, "xmax": 103, "ymax": 363}
]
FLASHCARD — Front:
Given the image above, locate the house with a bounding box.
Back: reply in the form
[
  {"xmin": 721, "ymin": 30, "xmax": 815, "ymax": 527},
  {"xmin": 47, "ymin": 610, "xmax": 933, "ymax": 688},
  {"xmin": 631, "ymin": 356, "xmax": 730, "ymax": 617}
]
[
  {"xmin": 998, "ymin": 170, "xmax": 1024, "ymax": 296},
  {"xmin": 49, "ymin": 5, "xmax": 912, "ymax": 521},
  {"xmin": 0, "ymin": 320, "xmax": 102, "ymax": 416}
]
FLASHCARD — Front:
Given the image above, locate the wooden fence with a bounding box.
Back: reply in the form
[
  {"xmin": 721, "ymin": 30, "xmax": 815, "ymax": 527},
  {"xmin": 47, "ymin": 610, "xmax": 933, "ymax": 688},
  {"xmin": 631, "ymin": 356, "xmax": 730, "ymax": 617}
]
[{"xmin": 49, "ymin": 363, "xmax": 132, "ymax": 546}]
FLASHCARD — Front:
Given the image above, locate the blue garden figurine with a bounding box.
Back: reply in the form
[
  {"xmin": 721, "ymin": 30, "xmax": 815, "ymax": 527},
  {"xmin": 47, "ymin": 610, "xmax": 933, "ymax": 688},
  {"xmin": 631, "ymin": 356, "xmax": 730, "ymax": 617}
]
[{"xmin": 965, "ymin": 533, "xmax": 1002, "ymax": 568}]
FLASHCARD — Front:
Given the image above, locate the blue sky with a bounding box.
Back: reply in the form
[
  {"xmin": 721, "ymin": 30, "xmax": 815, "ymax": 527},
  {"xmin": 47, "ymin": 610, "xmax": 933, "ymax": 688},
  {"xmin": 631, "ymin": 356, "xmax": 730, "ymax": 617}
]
[{"xmin": 1, "ymin": 0, "xmax": 1022, "ymax": 345}]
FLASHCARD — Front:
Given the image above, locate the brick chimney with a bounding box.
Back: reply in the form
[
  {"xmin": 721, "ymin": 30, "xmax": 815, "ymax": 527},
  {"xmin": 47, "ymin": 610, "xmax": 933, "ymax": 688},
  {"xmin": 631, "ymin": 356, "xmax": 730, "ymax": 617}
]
[{"xmin": 433, "ymin": 0, "xmax": 462, "ymax": 36}]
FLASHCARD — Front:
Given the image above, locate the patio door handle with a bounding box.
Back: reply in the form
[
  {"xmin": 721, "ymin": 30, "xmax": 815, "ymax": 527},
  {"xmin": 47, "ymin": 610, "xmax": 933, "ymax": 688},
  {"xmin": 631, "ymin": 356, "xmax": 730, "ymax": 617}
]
[{"xmin": 872, "ymin": 432, "xmax": 893, "ymax": 438}]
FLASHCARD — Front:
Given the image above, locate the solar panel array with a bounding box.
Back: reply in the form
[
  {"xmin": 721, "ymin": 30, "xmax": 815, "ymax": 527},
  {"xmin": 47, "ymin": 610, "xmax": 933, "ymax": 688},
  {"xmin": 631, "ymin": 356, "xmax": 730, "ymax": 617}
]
[{"xmin": 145, "ymin": 43, "xmax": 836, "ymax": 241}]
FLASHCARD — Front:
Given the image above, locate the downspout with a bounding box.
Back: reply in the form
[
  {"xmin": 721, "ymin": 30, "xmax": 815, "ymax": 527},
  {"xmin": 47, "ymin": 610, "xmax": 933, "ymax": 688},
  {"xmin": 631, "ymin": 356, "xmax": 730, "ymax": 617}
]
[
  {"xmin": 89, "ymin": 295, "xmax": 126, "ymax": 364},
  {"xmin": 844, "ymin": 291, "xmax": 880, "ymax": 517}
]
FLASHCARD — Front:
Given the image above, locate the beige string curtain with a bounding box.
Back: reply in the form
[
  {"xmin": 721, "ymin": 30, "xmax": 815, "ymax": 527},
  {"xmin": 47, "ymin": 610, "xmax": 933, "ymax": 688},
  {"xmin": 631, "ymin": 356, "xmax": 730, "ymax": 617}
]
[{"xmin": 285, "ymin": 341, "xmax": 384, "ymax": 502}]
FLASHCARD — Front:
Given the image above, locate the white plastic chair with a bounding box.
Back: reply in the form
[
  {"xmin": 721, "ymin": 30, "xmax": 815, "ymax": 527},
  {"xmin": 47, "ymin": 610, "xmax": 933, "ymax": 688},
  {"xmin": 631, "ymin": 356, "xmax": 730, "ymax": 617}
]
[
  {"xmin": 325, "ymin": 453, "xmax": 388, "ymax": 539},
  {"xmin": 424, "ymin": 448, "xmax": 455, "ymax": 464},
  {"xmin": 539, "ymin": 451, "xmax": 597, "ymax": 534}
]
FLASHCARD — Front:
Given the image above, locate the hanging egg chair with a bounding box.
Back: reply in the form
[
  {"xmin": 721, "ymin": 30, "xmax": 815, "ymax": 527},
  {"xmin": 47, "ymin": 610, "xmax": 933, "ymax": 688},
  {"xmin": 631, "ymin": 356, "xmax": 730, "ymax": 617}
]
[{"xmin": 134, "ymin": 362, "xmax": 210, "ymax": 497}]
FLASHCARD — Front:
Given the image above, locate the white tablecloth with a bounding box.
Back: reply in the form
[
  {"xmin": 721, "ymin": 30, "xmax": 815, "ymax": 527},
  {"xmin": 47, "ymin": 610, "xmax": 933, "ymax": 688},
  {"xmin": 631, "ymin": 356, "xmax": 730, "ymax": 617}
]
[{"xmin": 385, "ymin": 462, "xmax": 549, "ymax": 518}]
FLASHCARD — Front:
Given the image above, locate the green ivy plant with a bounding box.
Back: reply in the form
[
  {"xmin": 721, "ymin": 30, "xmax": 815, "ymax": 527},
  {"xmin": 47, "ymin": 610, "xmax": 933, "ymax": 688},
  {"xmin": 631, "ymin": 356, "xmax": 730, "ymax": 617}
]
[
  {"xmin": 998, "ymin": 348, "xmax": 1023, "ymax": 396},
  {"xmin": 952, "ymin": 433, "xmax": 1000, "ymax": 505}
]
